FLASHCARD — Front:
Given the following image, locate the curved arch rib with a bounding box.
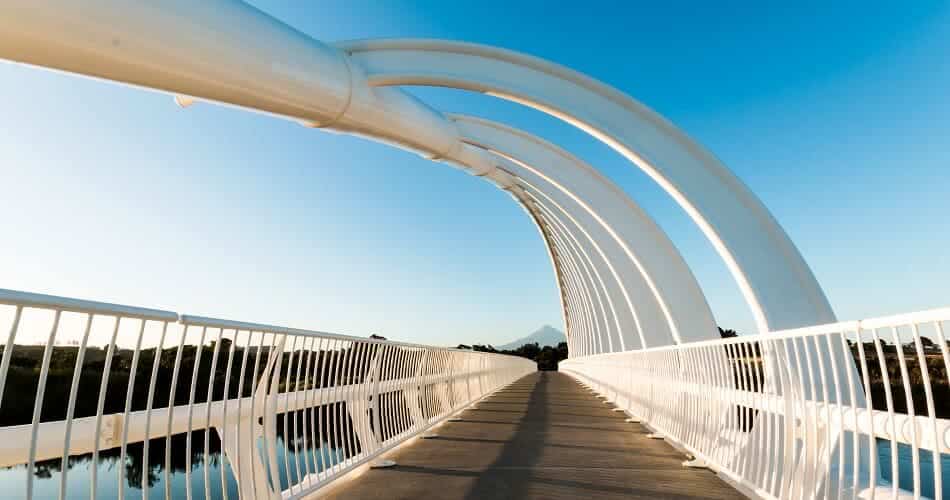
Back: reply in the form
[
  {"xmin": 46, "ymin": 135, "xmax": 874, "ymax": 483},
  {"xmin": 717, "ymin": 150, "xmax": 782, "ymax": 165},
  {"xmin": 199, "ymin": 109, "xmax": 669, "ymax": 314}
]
[
  {"xmin": 452, "ymin": 114, "xmax": 716, "ymax": 346},
  {"xmin": 531, "ymin": 196, "xmax": 623, "ymax": 352},
  {"xmin": 0, "ymin": 3, "xmax": 834, "ymax": 343},
  {"xmin": 341, "ymin": 38, "xmax": 835, "ymax": 332}
]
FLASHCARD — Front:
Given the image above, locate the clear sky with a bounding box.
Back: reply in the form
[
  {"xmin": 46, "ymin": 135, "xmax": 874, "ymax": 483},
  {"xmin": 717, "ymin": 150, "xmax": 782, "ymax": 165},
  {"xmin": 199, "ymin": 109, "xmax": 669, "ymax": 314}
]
[{"xmin": 1, "ymin": 1, "xmax": 948, "ymax": 348}]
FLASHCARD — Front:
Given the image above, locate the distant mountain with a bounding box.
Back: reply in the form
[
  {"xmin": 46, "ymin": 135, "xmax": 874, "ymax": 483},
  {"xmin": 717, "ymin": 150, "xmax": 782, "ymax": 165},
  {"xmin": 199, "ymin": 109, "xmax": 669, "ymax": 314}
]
[{"xmin": 497, "ymin": 325, "xmax": 565, "ymax": 350}]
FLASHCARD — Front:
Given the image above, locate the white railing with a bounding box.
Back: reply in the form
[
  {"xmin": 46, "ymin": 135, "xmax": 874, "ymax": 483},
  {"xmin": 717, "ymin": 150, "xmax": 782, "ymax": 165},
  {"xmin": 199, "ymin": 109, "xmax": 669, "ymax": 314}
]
[
  {"xmin": 0, "ymin": 288, "xmax": 535, "ymax": 499},
  {"xmin": 562, "ymin": 308, "xmax": 950, "ymax": 500}
]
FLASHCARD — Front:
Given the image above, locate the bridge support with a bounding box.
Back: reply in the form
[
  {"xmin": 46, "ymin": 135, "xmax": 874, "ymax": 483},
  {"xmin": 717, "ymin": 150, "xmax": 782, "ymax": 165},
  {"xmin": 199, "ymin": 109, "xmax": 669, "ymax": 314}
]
[{"xmin": 215, "ymin": 336, "xmax": 286, "ymax": 500}]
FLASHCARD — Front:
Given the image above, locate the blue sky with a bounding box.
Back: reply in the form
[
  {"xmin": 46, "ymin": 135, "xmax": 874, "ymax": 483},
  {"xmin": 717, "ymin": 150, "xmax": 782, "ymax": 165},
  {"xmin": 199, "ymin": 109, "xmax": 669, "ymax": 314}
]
[{"xmin": 1, "ymin": 1, "xmax": 948, "ymax": 347}]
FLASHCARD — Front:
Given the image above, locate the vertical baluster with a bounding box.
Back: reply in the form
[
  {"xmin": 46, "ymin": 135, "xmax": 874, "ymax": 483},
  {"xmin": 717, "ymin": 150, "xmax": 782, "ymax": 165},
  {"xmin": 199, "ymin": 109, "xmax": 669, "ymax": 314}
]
[
  {"xmin": 390, "ymin": 347, "xmax": 403, "ymax": 440},
  {"xmin": 281, "ymin": 335, "xmax": 299, "ymax": 491},
  {"xmin": 246, "ymin": 330, "xmax": 267, "ymax": 496},
  {"xmin": 423, "ymin": 349, "xmax": 432, "ymax": 426},
  {"xmin": 341, "ymin": 339, "xmax": 355, "ymax": 469},
  {"xmin": 349, "ymin": 341, "xmax": 362, "ymax": 464},
  {"xmin": 231, "ymin": 329, "xmax": 254, "ymax": 498},
  {"xmin": 760, "ymin": 340, "xmax": 776, "ymax": 494},
  {"xmin": 91, "ymin": 315, "xmax": 121, "ymax": 500},
  {"xmin": 836, "ymin": 328, "xmax": 861, "ymax": 498},
  {"xmin": 869, "ymin": 325, "xmax": 898, "ymax": 498},
  {"xmin": 725, "ymin": 343, "xmax": 742, "ymax": 473},
  {"xmin": 330, "ymin": 340, "xmax": 344, "ymax": 475},
  {"xmin": 297, "ymin": 336, "xmax": 315, "ymax": 485},
  {"xmin": 218, "ymin": 328, "xmax": 238, "ymax": 500},
  {"xmin": 369, "ymin": 341, "xmax": 383, "ymax": 453},
  {"xmin": 909, "ymin": 321, "xmax": 941, "ymax": 500},
  {"xmin": 800, "ymin": 334, "xmax": 823, "ymax": 499},
  {"xmin": 290, "ymin": 335, "xmax": 305, "ymax": 485},
  {"xmin": 141, "ymin": 321, "xmax": 169, "ymax": 499},
  {"xmin": 787, "ymin": 336, "xmax": 810, "ymax": 499},
  {"xmin": 355, "ymin": 342, "xmax": 370, "ymax": 458},
  {"xmin": 398, "ymin": 348, "xmax": 411, "ymax": 438},
  {"xmin": 887, "ymin": 325, "xmax": 919, "ymax": 498},
  {"xmin": 203, "ymin": 327, "xmax": 225, "ymax": 500},
  {"xmin": 696, "ymin": 346, "xmax": 712, "ymax": 455},
  {"xmin": 164, "ymin": 323, "xmax": 189, "ymax": 500},
  {"xmin": 807, "ymin": 334, "xmax": 833, "ymax": 498},
  {"xmin": 710, "ymin": 341, "xmax": 731, "ymax": 469},
  {"xmin": 118, "ymin": 319, "xmax": 147, "ymax": 499},
  {"xmin": 429, "ymin": 349, "xmax": 439, "ymax": 422},
  {"xmin": 300, "ymin": 337, "xmax": 315, "ymax": 481},
  {"xmin": 361, "ymin": 342, "xmax": 375, "ymax": 452},
  {"xmin": 184, "ymin": 326, "xmax": 208, "ymax": 500},
  {"xmin": 57, "ymin": 312, "xmax": 93, "ymax": 500},
  {"xmin": 737, "ymin": 341, "xmax": 754, "ymax": 480},
  {"xmin": 776, "ymin": 338, "xmax": 796, "ymax": 499},
  {"xmin": 821, "ymin": 330, "xmax": 846, "ymax": 500},
  {"xmin": 259, "ymin": 332, "xmax": 280, "ymax": 492},
  {"xmin": 0, "ymin": 306, "xmax": 23, "ymax": 409},
  {"xmin": 931, "ymin": 320, "xmax": 950, "ymax": 500},
  {"xmin": 329, "ymin": 338, "xmax": 342, "ymax": 473},
  {"xmin": 747, "ymin": 340, "xmax": 766, "ymax": 488},
  {"xmin": 677, "ymin": 348, "xmax": 692, "ymax": 449},
  {"xmin": 380, "ymin": 345, "xmax": 395, "ymax": 445},
  {"xmin": 409, "ymin": 349, "xmax": 421, "ymax": 433},
  {"xmin": 853, "ymin": 326, "xmax": 878, "ymax": 499},
  {"xmin": 373, "ymin": 344, "xmax": 389, "ymax": 447},
  {"xmin": 313, "ymin": 338, "xmax": 328, "ymax": 480},
  {"xmin": 342, "ymin": 342, "xmax": 359, "ymax": 466},
  {"xmin": 709, "ymin": 344, "xmax": 725, "ymax": 469},
  {"xmin": 27, "ymin": 309, "xmax": 62, "ymax": 500},
  {"xmin": 695, "ymin": 346, "xmax": 714, "ymax": 459}
]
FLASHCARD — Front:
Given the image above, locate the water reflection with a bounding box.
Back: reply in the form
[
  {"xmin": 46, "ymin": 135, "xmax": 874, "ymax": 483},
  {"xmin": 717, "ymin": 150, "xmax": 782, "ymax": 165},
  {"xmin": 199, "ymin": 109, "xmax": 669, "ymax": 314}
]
[
  {"xmin": 0, "ymin": 427, "xmax": 346, "ymax": 499},
  {"xmin": 877, "ymin": 439, "xmax": 950, "ymax": 499}
]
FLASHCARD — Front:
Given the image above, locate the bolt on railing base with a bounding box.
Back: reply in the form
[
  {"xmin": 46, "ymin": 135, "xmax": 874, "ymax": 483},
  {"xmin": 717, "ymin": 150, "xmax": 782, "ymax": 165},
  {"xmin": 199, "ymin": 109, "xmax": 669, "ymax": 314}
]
[
  {"xmin": 682, "ymin": 458, "xmax": 708, "ymax": 469},
  {"xmin": 370, "ymin": 459, "xmax": 397, "ymax": 469}
]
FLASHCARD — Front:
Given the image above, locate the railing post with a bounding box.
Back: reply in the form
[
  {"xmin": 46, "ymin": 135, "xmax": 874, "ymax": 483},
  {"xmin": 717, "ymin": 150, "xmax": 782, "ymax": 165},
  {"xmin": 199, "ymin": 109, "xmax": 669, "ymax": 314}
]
[
  {"xmin": 403, "ymin": 349, "xmax": 427, "ymax": 430},
  {"xmin": 216, "ymin": 335, "xmax": 285, "ymax": 500},
  {"xmin": 347, "ymin": 343, "xmax": 381, "ymax": 455}
]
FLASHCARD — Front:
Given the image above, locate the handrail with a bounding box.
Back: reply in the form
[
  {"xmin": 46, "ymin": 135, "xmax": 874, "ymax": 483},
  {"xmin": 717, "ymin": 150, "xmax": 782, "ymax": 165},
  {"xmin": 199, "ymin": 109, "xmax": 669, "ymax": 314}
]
[
  {"xmin": 0, "ymin": 288, "xmax": 535, "ymax": 499},
  {"xmin": 563, "ymin": 306, "xmax": 950, "ymax": 500},
  {"xmin": 0, "ymin": 288, "xmax": 178, "ymax": 321}
]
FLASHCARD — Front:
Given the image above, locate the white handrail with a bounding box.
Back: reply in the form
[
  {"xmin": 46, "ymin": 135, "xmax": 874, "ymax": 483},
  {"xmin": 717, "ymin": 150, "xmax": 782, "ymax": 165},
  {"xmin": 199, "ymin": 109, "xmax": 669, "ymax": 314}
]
[
  {"xmin": 563, "ymin": 307, "xmax": 950, "ymax": 500},
  {"xmin": 0, "ymin": 288, "xmax": 535, "ymax": 499}
]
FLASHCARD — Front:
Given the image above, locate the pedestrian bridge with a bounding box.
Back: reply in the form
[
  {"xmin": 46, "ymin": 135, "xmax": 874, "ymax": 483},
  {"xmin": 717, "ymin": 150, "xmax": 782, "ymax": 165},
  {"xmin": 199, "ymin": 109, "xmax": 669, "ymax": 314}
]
[{"xmin": 1, "ymin": 1, "xmax": 948, "ymax": 498}]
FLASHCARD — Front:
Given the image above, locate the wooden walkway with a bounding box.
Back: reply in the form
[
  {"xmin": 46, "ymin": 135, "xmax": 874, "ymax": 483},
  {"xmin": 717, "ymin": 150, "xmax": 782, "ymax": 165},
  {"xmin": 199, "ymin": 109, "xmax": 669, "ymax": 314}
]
[{"xmin": 325, "ymin": 371, "xmax": 742, "ymax": 499}]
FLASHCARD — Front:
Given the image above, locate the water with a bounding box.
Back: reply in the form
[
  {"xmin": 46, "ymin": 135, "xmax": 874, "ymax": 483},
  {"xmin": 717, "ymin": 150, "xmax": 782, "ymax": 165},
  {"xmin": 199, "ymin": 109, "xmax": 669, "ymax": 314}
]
[
  {"xmin": 877, "ymin": 439, "xmax": 950, "ymax": 500},
  {"xmin": 10, "ymin": 435, "xmax": 947, "ymax": 498},
  {"xmin": 0, "ymin": 436, "xmax": 345, "ymax": 499}
]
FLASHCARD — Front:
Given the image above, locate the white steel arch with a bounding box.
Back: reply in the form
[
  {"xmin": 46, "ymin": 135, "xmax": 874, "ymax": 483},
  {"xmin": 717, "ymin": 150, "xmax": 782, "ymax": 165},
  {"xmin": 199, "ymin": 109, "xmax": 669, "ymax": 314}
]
[
  {"xmin": 532, "ymin": 197, "xmax": 621, "ymax": 352},
  {"xmin": 339, "ymin": 39, "xmax": 837, "ymax": 333},
  {"xmin": 530, "ymin": 197, "xmax": 624, "ymax": 352},
  {"xmin": 452, "ymin": 114, "xmax": 717, "ymax": 346},
  {"xmin": 0, "ymin": 0, "xmax": 831, "ymax": 351}
]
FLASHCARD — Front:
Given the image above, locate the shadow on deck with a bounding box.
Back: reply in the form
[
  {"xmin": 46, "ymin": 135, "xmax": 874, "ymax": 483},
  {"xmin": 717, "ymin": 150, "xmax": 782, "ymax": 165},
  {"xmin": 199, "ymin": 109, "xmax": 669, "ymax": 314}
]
[{"xmin": 324, "ymin": 371, "xmax": 742, "ymax": 499}]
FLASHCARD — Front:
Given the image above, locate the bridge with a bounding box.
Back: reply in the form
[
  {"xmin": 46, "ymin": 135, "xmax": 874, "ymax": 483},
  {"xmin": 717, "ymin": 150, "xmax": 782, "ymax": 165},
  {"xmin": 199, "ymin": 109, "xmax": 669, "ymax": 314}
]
[{"xmin": 0, "ymin": 1, "xmax": 947, "ymax": 499}]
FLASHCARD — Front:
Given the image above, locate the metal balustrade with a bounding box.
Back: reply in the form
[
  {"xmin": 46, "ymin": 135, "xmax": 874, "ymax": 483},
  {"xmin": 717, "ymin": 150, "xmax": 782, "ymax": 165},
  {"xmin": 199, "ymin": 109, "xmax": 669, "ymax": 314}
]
[
  {"xmin": 0, "ymin": 288, "xmax": 535, "ymax": 499},
  {"xmin": 562, "ymin": 308, "xmax": 950, "ymax": 500}
]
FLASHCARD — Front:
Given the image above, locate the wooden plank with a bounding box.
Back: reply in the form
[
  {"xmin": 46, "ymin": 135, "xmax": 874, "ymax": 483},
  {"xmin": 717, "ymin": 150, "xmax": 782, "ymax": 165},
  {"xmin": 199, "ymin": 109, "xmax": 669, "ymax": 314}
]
[{"xmin": 324, "ymin": 371, "xmax": 743, "ymax": 499}]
